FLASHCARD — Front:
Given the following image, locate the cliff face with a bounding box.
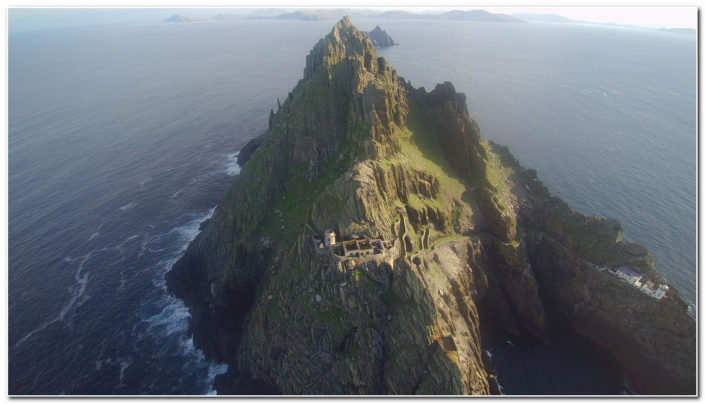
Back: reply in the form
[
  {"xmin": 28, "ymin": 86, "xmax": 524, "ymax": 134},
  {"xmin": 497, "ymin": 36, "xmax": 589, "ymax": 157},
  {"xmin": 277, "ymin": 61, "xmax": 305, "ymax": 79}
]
[{"xmin": 166, "ymin": 17, "xmax": 695, "ymax": 395}]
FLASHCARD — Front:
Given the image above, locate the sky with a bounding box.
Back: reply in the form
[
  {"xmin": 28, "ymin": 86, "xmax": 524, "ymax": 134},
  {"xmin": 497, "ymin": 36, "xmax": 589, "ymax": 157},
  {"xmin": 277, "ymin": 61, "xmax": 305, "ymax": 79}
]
[
  {"xmin": 483, "ymin": 7, "xmax": 696, "ymax": 29},
  {"xmin": 6, "ymin": 5, "xmax": 699, "ymax": 33},
  {"xmin": 363, "ymin": 6, "xmax": 697, "ymax": 29}
]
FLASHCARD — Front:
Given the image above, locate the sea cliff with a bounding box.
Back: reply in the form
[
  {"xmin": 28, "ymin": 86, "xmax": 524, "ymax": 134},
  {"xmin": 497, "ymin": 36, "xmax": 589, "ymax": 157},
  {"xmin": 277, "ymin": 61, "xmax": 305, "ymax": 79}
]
[{"xmin": 166, "ymin": 17, "xmax": 695, "ymax": 395}]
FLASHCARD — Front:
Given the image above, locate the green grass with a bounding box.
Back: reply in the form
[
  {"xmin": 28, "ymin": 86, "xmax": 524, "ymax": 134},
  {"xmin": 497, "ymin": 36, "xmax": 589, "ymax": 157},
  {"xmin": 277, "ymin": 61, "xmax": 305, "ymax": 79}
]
[
  {"xmin": 346, "ymin": 342, "xmax": 360, "ymax": 358},
  {"xmin": 422, "ymin": 227, "xmax": 430, "ymax": 250},
  {"xmin": 261, "ymin": 127, "xmax": 366, "ymax": 242},
  {"xmin": 481, "ymin": 139, "xmax": 516, "ymax": 215},
  {"xmin": 311, "ymin": 306, "xmax": 344, "ymax": 323},
  {"xmin": 288, "ymin": 261, "xmax": 306, "ymax": 276},
  {"xmin": 428, "ymin": 234, "xmax": 467, "ymax": 250},
  {"xmin": 565, "ymin": 221, "xmax": 623, "ymax": 264},
  {"xmin": 382, "ymin": 288, "xmax": 408, "ymax": 306},
  {"xmin": 266, "ymin": 299, "xmax": 281, "ymax": 321},
  {"xmin": 353, "ymin": 268, "xmax": 364, "ymax": 281},
  {"xmin": 379, "ymin": 99, "xmax": 467, "ymax": 207}
]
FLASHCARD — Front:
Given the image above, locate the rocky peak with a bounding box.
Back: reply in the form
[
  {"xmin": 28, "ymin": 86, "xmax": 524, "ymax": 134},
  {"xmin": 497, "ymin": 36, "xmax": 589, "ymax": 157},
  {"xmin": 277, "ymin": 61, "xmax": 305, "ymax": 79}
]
[
  {"xmin": 334, "ymin": 14, "xmax": 353, "ymax": 30},
  {"xmin": 304, "ymin": 16, "xmax": 378, "ymax": 80},
  {"xmin": 262, "ymin": 16, "xmax": 409, "ymax": 184},
  {"xmin": 167, "ymin": 17, "xmax": 694, "ymax": 396},
  {"xmin": 367, "ymin": 25, "xmax": 397, "ymax": 48}
]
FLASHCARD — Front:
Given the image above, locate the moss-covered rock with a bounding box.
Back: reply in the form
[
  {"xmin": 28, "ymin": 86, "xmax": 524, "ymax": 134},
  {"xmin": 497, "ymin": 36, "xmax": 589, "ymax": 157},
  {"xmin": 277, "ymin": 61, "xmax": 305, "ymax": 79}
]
[{"xmin": 167, "ymin": 16, "xmax": 694, "ymax": 395}]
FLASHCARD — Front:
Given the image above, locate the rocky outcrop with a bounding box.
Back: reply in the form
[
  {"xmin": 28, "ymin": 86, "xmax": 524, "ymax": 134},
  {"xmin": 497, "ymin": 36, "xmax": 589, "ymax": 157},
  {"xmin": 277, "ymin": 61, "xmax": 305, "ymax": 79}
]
[
  {"xmin": 236, "ymin": 132, "xmax": 264, "ymax": 166},
  {"xmin": 367, "ymin": 26, "xmax": 397, "ymax": 48},
  {"xmin": 167, "ymin": 16, "xmax": 695, "ymax": 395},
  {"xmin": 526, "ymin": 230, "xmax": 694, "ymax": 394}
]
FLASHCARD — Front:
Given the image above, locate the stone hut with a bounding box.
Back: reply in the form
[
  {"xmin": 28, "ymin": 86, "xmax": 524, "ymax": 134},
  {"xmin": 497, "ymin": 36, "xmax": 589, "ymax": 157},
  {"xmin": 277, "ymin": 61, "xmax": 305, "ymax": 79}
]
[{"xmin": 324, "ymin": 229, "xmax": 336, "ymax": 247}]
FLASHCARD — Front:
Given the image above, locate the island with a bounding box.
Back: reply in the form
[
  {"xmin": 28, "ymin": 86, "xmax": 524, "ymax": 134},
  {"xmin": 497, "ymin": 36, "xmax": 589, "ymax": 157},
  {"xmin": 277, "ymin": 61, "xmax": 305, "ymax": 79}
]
[
  {"xmin": 163, "ymin": 14, "xmax": 204, "ymax": 23},
  {"xmin": 166, "ymin": 16, "xmax": 695, "ymax": 395},
  {"xmin": 367, "ymin": 25, "xmax": 397, "ymax": 48}
]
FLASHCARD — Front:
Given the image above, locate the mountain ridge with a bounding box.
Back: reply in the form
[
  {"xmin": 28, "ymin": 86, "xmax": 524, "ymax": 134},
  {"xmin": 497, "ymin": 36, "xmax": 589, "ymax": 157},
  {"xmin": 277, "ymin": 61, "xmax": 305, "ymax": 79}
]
[
  {"xmin": 164, "ymin": 9, "xmax": 525, "ymax": 23},
  {"xmin": 166, "ymin": 16, "xmax": 694, "ymax": 395}
]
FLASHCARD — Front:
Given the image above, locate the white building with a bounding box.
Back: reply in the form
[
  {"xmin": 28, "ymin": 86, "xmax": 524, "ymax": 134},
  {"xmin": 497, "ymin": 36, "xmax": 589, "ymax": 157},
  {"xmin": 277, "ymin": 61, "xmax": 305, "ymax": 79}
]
[
  {"xmin": 612, "ymin": 265, "xmax": 668, "ymax": 300},
  {"xmin": 324, "ymin": 229, "xmax": 336, "ymax": 247},
  {"xmin": 615, "ymin": 266, "xmax": 643, "ymax": 286},
  {"xmin": 642, "ymin": 283, "xmax": 668, "ymax": 300}
]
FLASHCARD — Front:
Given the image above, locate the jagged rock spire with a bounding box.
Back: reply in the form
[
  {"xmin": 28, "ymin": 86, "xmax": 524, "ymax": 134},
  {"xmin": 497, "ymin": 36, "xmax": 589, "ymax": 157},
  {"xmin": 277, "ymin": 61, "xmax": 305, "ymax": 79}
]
[
  {"xmin": 336, "ymin": 14, "xmax": 352, "ymax": 28},
  {"xmin": 303, "ymin": 16, "xmax": 378, "ymax": 80}
]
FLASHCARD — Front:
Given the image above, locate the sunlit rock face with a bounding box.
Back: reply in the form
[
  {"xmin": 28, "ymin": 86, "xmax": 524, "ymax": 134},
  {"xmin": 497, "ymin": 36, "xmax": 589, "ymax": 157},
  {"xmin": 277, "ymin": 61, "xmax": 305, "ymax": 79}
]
[{"xmin": 166, "ymin": 17, "xmax": 695, "ymax": 395}]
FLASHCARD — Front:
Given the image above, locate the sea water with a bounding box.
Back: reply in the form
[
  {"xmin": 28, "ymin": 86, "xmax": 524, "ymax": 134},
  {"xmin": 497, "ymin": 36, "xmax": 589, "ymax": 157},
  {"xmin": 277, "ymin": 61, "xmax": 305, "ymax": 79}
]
[{"xmin": 8, "ymin": 18, "xmax": 695, "ymax": 394}]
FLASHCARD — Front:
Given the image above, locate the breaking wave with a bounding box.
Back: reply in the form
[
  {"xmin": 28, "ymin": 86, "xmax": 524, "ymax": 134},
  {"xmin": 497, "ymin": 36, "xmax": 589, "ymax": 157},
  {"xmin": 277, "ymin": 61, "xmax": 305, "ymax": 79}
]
[
  {"xmin": 223, "ymin": 151, "xmax": 241, "ymax": 176},
  {"xmin": 139, "ymin": 207, "xmax": 225, "ymax": 393}
]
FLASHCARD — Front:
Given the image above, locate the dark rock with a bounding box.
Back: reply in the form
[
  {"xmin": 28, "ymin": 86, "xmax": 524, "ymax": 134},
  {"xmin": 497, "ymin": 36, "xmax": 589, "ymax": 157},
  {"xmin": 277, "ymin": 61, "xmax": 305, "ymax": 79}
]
[
  {"xmin": 236, "ymin": 132, "xmax": 265, "ymax": 166},
  {"xmin": 366, "ymin": 25, "xmax": 397, "ymax": 48},
  {"xmin": 166, "ymin": 16, "xmax": 694, "ymax": 396}
]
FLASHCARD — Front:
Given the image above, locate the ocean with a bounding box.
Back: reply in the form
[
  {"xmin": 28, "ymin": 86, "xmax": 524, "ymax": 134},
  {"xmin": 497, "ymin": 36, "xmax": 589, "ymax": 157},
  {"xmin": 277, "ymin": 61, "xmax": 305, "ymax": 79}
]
[{"xmin": 8, "ymin": 18, "xmax": 695, "ymax": 395}]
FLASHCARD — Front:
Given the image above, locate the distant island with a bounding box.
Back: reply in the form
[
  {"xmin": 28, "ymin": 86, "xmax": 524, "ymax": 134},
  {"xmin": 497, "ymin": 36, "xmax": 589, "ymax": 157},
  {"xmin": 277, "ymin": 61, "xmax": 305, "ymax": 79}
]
[
  {"xmin": 367, "ymin": 25, "xmax": 397, "ymax": 48},
  {"xmin": 162, "ymin": 9, "xmax": 695, "ymax": 36},
  {"xmin": 164, "ymin": 9, "xmax": 525, "ymax": 23},
  {"xmin": 166, "ymin": 16, "xmax": 695, "ymax": 395},
  {"xmin": 163, "ymin": 14, "xmax": 204, "ymax": 23},
  {"xmin": 510, "ymin": 13, "xmax": 580, "ymax": 23},
  {"xmin": 511, "ymin": 12, "xmax": 695, "ymax": 35},
  {"xmin": 658, "ymin": 27, "xmax": 696, "ymax": 35}
]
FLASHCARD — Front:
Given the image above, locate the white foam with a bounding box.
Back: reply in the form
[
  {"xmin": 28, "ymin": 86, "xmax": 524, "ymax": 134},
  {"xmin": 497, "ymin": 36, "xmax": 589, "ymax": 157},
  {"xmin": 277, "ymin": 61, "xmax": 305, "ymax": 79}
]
[
  {"xmin": 140, "ymin": 207, "xmax": 214, "ymax": 259},
  {"xmin": 206, "ymin": 363, "xmax": 229, "ymax": 395},
  {"xmin": 16, "ymin": 238, "xmax": 134, "ymax": 346},
  {"xmin": 223, "ymin": 151, "xmax": 241, "ymax": 176},
  {"xmin": 623, "ymin": 373, "xmax": 637, "ymax": 394},
  {"xmin": 173, "ymin": 207, "xmax": 216, "ymax": 251},
  {"xmin": 118, "ymin": 358, "xmax": 131, "ymax": 386},
  {"xmin": 88, "ymin": 223, "xmax": 106, "ymax": 242},
  {"xmin": 117, "ymin": 271, "xmax": 127, "ymax": 291},
  {"xmin": 172, "ymin": 333, "xmax": 228, "ymax": 395},
  {"xmin": 119, "ymin": 201, "xmax": 137, "ymax": 211},
  {"xmin": 14, "ymin": 249, "xmax": 96, "ymax": 348},
  {"xmin": 147, "ymin": 208, "xmax": 214, "ymax": 289},
  {"xmin": 178, "ymin": 335, "xmax": 201, "ymax": 358},
  {"xmin": 95, "ymin": 354, "xmax": 112, "ymax": 372},
  {"xmin": 169, "ymin": 189, "xmax": 184, "ymax": 201},
  {"xmin": 145, "ymin": 295, "xmax": 191, "ymax": 336},
  {"xmin": 58, "ymin": 251, "xmax": 92, "ymax": 319},
  {"xmin": 136, "ymin": 207, "xmax": 221, "ymax": 393},
  {"xmin": 124, "ymin": 234, "xmax": 141, "ymax": 243},
  {"xmin": 139, "ymin": 238, "xmax": 164, "ymax": 256}
]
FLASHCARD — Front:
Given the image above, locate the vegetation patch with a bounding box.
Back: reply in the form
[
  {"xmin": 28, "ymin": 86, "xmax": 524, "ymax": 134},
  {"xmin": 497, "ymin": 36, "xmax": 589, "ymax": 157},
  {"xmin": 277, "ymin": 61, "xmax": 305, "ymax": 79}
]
[
  {"xmin": 382, "ymin": 288, "xmax": 409, "ymax": 306},
  {"xmin": 312, "ymin": 306, "xmax": 344, "ymax": 323},
  {"xmin": 429, "ymin": 234, "xmax": 467, "ymax": 250},
  {"xmin": 480, "ymin": 139, "xmax": 516, "ymax": 215},
  {"xmin": 383, "ymin": 99, "xmax": 467, "ymax": 213},
  {"xmin": 266, "ymin": 299, "xmax": 281, "ymax": 321}
]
